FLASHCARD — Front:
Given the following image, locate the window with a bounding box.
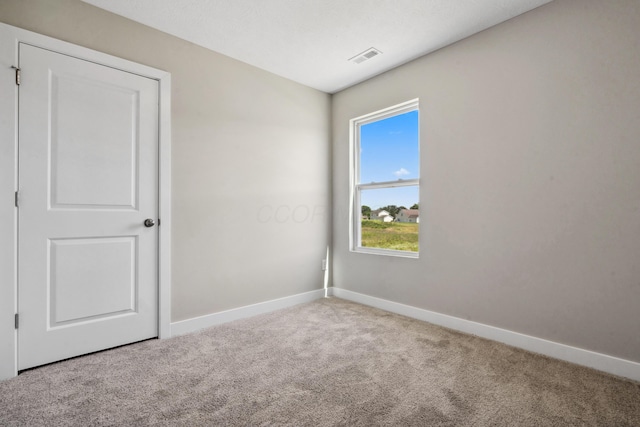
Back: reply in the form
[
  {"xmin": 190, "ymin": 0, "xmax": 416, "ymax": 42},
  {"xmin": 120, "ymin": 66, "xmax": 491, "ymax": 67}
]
[{"xmin": 350, "ymin": 99, "xmax": 420, "ymax": 257}]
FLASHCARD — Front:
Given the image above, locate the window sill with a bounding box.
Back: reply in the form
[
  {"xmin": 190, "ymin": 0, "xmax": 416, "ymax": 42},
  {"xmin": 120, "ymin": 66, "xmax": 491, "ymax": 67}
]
[{"xmin": 351, "ymin": 246, "xmax": 419, "ymax": 259}]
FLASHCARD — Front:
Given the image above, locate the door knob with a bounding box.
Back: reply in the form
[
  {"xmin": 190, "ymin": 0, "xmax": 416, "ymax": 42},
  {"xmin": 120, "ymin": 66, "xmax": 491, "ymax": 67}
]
[{"xmin": 144, "ymin": 218, "xmax": 156, "ymax": 227}]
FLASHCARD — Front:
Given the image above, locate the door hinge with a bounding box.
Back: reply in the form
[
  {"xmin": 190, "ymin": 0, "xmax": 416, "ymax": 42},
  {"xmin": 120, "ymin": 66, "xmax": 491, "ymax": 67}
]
[
  {"xmin": 15, "ymin": 313, "xmax": 19, "ymax": 329},
  {"xmin": 12, "ymin": 66, "xmax": 20, "ymax": 85},
  {"xmin": 14, "ymin": 191, "xmax": 19, "ymax": 208}
]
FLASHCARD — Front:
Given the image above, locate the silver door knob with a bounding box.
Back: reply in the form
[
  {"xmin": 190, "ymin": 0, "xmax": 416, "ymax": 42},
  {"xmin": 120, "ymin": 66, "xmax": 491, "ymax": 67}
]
[{"xmin": 144, "ymin": 218, "xmax": 155, "ymax": 227}]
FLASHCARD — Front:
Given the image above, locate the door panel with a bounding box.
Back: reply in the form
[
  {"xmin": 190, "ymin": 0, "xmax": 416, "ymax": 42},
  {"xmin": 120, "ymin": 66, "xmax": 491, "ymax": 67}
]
[
  {"xmin": 49, "ymin": 236, "xmax": 137, "ymax": 325},
  {"xmin": 50, "ymin": 72, "xmax": 139, "ymax": 209},
  {"xmin": 18, "ymin": 43, "xmax": 159, "ymax": 370}
]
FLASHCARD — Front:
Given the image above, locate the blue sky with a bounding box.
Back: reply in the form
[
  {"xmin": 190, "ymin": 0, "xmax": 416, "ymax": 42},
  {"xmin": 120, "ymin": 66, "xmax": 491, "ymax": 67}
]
[{"xmin": 360, "ymin": 110, "xmax": 419, "ymax": 210}]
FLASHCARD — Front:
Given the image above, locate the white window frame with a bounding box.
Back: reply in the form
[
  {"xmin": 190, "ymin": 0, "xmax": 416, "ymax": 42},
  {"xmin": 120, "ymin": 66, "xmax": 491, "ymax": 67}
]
[{"xmin": 349, "ymin": 99, "xmax": 420, "ymax": 258}]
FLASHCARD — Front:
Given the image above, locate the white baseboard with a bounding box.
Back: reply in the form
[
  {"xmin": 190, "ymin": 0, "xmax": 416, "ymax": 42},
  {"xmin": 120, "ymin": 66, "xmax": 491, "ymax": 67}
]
[
  {"xmin": 330, "ymin": 287, "xmax": 640, "ymax": 382},
  {"xmin": 170, "ymin": 289, "xmax": 326, "ymax": 337}
]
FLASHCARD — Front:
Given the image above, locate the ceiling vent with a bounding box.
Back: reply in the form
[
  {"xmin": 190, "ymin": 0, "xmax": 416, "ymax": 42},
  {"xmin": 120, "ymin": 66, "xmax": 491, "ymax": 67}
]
[{"xmin": 349, "ymin": 47, "xmax": 382, "ymax": 64}]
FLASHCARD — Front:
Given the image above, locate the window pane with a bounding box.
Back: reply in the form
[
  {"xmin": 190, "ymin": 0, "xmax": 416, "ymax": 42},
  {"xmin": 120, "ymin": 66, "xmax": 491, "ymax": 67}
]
[
  {"xmin": 360, "ymin": 186, "xmax": 419, "ymax": 253},
  {"xmin": 360, "ymin": 110, "xmax": 419, "ymax": 184}
]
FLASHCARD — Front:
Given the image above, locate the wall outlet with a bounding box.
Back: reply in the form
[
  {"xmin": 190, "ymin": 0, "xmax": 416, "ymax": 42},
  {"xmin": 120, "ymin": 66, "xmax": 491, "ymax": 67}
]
[{"xmin": 321, "ymin": 259, "xmax": 327, "ymax": 271}]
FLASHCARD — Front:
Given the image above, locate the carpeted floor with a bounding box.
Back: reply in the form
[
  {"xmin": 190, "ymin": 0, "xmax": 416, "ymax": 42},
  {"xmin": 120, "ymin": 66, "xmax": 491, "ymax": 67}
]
[{"xmin": 1, "ymin": 297, "xmax": 639, "ymax": 426}]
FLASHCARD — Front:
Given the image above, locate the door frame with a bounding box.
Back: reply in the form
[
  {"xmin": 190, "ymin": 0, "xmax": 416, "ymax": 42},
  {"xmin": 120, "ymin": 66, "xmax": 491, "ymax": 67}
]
[{"xmin": 0, "ymin": 22, "xmax": 172, "ymax": 380}]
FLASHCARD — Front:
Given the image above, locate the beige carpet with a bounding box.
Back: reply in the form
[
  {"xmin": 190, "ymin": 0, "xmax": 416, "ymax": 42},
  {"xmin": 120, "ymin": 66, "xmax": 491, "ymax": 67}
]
[{"xmin": 1, "ymin": 297, "xmax": 639, "ymax": 426}]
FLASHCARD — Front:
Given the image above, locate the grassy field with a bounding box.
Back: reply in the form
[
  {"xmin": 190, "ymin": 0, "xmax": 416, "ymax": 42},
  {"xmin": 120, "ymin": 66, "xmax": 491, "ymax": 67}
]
[{"xmin": 361, "ymin": 220, "xmax": 419, "ymax": 252}]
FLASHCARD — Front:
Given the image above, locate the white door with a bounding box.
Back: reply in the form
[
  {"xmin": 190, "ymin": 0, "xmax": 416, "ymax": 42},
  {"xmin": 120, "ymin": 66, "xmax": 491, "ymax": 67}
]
[{"xmin": 18, "ymin": 43, "xmax": 159, "ymax": 370}]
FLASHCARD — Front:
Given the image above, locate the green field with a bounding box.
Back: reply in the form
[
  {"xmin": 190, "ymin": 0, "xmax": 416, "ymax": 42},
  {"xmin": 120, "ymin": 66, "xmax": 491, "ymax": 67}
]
[{"xmin": 361, "ymin": 220, "xmax": 419, "ymax": 252}]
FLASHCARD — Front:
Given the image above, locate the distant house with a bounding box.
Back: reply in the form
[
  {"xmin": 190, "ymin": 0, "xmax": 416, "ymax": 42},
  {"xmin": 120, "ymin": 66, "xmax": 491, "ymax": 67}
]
[
  {"xmin": 370, "ymin": 209, "xmax": 389, "ymax": 220},
  {"xmin": 397, "ymin": 209, "xmax": 419, "ymax": 223},
  {"xmin": 370, "ymin": 209, "xmax": 394, "ymax": 222}
]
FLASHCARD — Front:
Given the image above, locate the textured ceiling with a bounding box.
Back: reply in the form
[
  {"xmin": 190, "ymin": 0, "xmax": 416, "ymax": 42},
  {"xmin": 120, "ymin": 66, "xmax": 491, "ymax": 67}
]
[{"xmin": 82, "ymin": 0, "xmax": 553, "ymax": 93}]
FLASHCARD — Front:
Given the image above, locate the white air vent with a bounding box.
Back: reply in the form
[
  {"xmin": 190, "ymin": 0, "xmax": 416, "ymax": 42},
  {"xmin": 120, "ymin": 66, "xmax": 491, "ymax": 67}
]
[{"xmin": 349, "ymin": 47, "xmax": 382, "ymax": 64}]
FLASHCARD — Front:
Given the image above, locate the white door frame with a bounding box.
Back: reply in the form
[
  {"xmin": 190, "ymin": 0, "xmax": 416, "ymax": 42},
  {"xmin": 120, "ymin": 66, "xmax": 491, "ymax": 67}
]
[{"xmin": 0, "ymin": 22, "xmax": 172, "ymax": 380}]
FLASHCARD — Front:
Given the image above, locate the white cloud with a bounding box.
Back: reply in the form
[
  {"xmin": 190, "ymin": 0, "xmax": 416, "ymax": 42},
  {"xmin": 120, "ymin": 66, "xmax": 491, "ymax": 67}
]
[{"xmin": 394, "ymin": 168, "xmax": 410, "ymax": 177}]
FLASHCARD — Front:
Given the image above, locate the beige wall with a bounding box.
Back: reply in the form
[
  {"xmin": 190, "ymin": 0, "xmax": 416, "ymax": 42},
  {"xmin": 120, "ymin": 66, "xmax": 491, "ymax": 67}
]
[
  {"xmin": 332, "ymin": 0, "xmax": 640, "ymax": 362},
  {"xmin": 0, "ymin": 0, "xmax": 331, "ymax": 322},
  {"xmin": 3, "ymin": 0, "xmax": 639, "ymax": 364}
]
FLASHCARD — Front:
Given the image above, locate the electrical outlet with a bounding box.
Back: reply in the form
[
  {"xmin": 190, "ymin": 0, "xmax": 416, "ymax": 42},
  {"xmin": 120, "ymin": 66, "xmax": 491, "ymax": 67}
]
[{"xmin": 321, "ymin": 259, "xmax": 327, "ymax": 271}]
